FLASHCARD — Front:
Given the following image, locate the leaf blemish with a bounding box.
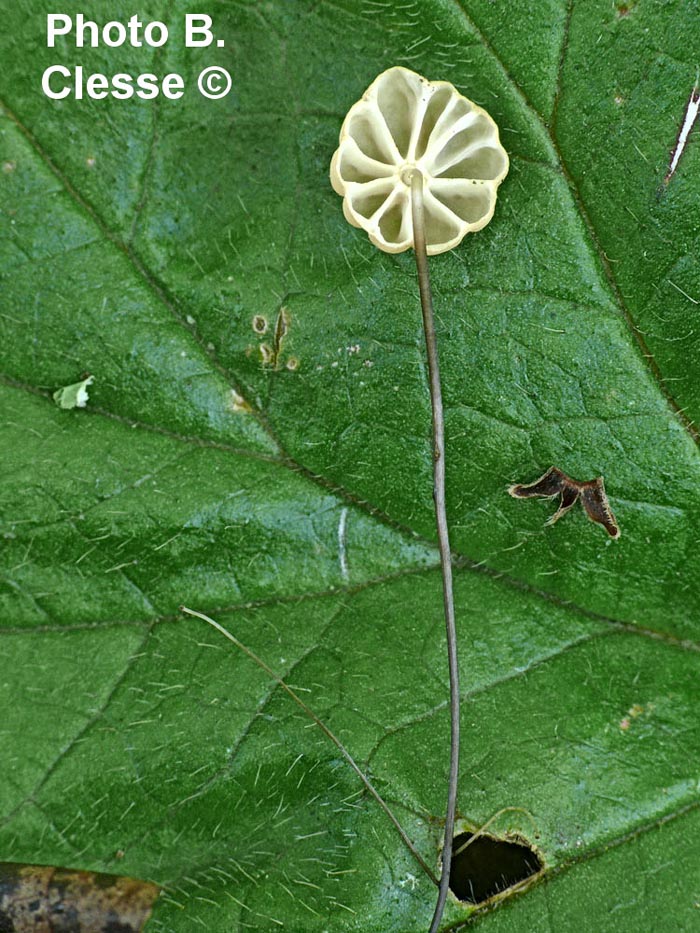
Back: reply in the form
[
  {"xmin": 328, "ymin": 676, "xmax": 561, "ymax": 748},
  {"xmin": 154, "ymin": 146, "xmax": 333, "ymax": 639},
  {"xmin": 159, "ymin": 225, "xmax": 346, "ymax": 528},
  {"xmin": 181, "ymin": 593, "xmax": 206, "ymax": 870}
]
[
  {"xmin": 337, "ymin": 507, "xmax": 349, "ymax": 582},
  {"xmin": 274, "ymin": 306, "xmax": 290, "ymax": 350},
  {"xmin": 53, "ymin": 374, "xmax": 94, "ymax": 410},
  {"xmin": 0, "ymin": 863, "xmax": 159, "ymax": 933},
  {"xmin": 229, "ymin": 390, "xmax": 252, "ymax": 414},
  {"xmin": 508, "ymin": 466, "xmax": 620, "ymax": 538},
  {"xmin": 252, "ymin": 314, "xmax": 268, "ymax": 334},
  {"xmin": 259, "ymin": 307, "xmax": 291, "ymax": 369},
  {"xmin": 619, "ymin": 702, "xmax": 652, "ymax": 731},
  {"xmin": 449, "ymin": 831, "xmax": 543, "ymax": 904},
  {"xmin": 664, "ymin": 75, "xmax": 700, "ymax": 185}
]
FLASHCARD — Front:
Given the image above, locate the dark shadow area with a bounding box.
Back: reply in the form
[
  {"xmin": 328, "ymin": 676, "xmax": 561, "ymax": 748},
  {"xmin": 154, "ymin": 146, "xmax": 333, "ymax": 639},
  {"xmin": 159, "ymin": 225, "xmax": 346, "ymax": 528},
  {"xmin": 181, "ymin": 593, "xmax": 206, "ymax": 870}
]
[{"xmin": 449, "ymin": 831, "xmax": 543, "ymax": 903}]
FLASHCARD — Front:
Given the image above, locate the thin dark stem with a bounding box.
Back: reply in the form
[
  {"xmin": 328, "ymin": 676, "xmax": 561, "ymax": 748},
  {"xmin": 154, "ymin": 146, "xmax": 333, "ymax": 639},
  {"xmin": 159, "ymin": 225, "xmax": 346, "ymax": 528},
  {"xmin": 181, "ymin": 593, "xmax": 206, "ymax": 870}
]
[
  {"xmin": 410, "ymin": 170, "xmax": 461, "ymax": 933},
  {"xmin": 180, "ymin": 605, "xmax": 439, "ymax": 887}
]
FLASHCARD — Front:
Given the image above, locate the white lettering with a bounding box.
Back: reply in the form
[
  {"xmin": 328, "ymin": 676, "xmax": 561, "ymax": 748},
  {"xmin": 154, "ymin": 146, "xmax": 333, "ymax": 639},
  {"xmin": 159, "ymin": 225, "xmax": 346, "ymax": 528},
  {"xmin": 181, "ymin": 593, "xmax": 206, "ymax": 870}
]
[
  {"xmin": 126, "ymin": 15, "xmax": 143, "ymax": 47},
  {"xmin": 41, "ymin": 64, "xmax": 71, "ymax": 98},
  {"xmin": 41, "ymin": 67, "xmax": 188, "ymax": 101},
  {"xmin": 161, "ymin": 74, "xmax": 185, "ymax": 99},
  {"xmin": 185, "ymin": 14, "xmax": 214, "ymax": 47},
  {"xmin": 86, "ymin": 72, "xmax": 109, "ymax": 99},
  {"xmin": 46, "ymin": 13, "xmax": 169, "ymax": 48},
  {"xmin": 144, "ymin": 21, "xmax": 168, "ymax": 47},
  {"xmin": 102, "ymin": 21, "xmax": 127, "ymax": 47},
  {"xmin": 75, "ymin": 15, "xmax": 99, "ymax": 48},
  {"xmin": 136, "ymin": 73, "xmax": 160, "ymax": 99},
  {"xmin": 47, "ymin": 14, "xmax": 71, "ymax": 47},
  {"xmin": 111, "ymin": 73, "xmax": 135, "ymax": 100}
]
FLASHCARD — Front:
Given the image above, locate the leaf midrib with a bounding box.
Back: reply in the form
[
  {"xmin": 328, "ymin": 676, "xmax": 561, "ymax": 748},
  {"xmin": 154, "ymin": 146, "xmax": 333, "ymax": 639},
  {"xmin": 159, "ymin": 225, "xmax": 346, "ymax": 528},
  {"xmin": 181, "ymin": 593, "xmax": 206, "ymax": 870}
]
[
  {"xmin": 3, "ymin": 524, "xmax": 700, "ymax": 666},
  {"xmin": 1, "ymin": 366, "xmax": 696, "ymax": 643}
]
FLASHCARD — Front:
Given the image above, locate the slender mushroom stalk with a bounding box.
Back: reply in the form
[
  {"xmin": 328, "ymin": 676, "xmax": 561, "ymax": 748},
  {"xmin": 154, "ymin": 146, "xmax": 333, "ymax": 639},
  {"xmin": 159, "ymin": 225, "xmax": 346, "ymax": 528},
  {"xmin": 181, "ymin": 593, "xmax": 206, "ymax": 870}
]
[
  {"xmin": 330, "ymin": 66, "xmax": 508, "ymax": 931},
  {"xmin": 409, "ymin": 168, "xmax": 460, "ymax": 931}
]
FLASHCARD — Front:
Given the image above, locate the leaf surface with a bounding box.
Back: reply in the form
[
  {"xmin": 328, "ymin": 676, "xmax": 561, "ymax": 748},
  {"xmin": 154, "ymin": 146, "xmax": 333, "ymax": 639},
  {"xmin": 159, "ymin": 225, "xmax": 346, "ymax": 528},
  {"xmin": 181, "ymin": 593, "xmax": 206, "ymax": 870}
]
[{"xmin": 1, "ymin": 1, "xmax": 699, "ymax": 929}]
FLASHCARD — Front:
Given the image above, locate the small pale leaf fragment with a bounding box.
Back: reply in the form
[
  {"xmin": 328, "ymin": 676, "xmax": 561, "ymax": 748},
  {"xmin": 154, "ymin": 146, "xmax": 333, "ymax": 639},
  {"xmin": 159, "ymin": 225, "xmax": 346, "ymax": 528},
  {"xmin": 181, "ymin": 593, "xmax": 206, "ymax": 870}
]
[
  {"xmin": 230, "ymin": 389, "xmax": 252, "ymax": 413},
  {"xmin": 53, "ymin": 374, "xmax": 94, "ymax": 410}
]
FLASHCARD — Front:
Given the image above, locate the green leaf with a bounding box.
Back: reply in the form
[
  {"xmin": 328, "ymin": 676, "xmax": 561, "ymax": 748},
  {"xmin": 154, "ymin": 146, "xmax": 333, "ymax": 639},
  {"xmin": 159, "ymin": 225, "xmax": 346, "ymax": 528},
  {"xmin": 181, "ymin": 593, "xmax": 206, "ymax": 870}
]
[{"xmin": 1, "ymin": 1, "xmax": 699, "ymax": 930}]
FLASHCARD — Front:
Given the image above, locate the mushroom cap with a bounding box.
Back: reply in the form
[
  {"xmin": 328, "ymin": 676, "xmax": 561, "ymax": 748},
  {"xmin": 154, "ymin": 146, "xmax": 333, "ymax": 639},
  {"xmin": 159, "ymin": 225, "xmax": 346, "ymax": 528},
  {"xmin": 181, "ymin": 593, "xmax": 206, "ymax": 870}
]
[{"xmin": 330, "ymin": 66, "xmax": 509, "ymax": 256}]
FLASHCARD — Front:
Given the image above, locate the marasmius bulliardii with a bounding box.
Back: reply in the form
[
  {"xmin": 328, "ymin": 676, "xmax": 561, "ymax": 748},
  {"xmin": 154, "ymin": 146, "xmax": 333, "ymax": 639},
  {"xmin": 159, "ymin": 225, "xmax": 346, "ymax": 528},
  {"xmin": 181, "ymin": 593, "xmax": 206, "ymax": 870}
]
[{"xmin": 330, "ymin": 65, "xmax": 508, "ymax": 932}]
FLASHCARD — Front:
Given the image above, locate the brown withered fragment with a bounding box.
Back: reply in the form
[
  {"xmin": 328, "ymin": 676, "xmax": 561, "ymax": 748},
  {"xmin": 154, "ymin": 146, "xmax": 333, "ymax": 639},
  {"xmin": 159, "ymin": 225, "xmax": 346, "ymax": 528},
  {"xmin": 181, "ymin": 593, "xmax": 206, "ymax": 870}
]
[
  {"xmin": 0, "ymin": 862, "xmax": 159, "ymax": 932},
  {"xmin": 508, "ymin": 466, "xmax": 620, "ymax": 538},
  {"xmin": 271, "ymin": 306, "xmax": 291, "ymax": 369}
]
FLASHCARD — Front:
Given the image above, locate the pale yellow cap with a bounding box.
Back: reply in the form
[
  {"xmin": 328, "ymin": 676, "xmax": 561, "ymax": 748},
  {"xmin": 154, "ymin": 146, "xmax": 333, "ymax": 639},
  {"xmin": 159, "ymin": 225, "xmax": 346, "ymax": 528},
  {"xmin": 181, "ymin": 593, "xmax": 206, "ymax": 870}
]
[{"xmin": 330, "ymin": 66, "xmax": 509, "ymax": 256}]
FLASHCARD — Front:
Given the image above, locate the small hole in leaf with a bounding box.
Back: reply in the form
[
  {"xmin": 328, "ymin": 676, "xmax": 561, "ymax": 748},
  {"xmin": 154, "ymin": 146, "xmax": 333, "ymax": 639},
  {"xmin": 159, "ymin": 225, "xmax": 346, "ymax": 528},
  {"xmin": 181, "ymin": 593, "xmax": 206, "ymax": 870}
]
[{"xmin": 449, "ymin": 832, "xmax": 543, "ymax": 904}]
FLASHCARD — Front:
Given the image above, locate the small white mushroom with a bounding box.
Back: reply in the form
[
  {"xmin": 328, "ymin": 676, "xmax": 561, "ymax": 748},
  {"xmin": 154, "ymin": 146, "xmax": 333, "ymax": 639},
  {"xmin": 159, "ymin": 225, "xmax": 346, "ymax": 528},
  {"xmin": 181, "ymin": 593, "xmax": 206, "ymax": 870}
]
[
  {"xmin": 330, "ymin": 66, "xmax": 508, "ymax": 255},
  {"xmin": 330, "ymin": 67, "xmax": 510, "ymax": 933}
]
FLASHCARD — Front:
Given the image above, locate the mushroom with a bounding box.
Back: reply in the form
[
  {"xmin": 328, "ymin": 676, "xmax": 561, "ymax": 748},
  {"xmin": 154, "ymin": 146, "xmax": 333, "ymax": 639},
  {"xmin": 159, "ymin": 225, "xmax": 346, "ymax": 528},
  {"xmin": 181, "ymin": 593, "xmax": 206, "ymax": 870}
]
[
  {"xmin": 330, "ymin": 66, "xmax": 508, "ymax": 932},
  {"xmin": 330, "ymin": 65, "xmax": 508, "ymax": 254}
]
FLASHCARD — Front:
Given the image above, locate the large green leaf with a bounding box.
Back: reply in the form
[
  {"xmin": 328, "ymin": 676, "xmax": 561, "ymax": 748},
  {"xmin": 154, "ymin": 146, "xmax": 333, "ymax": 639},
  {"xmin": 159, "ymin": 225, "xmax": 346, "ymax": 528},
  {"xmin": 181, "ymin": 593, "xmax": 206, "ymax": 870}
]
[{"xmin": 1, "ymin": 0, "xmax": 699, "ymax": 929}]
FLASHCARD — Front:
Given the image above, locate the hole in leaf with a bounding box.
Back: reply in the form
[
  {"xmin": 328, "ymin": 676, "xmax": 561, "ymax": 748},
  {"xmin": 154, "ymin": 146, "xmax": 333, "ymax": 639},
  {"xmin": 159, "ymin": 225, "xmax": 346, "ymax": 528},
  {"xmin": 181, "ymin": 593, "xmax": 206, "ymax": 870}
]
[{"xmin": 449, "ymin": 832, "xmax": 543, "ymax": 904}]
